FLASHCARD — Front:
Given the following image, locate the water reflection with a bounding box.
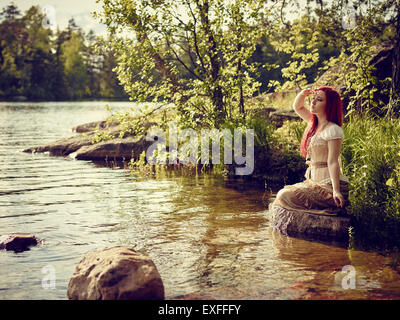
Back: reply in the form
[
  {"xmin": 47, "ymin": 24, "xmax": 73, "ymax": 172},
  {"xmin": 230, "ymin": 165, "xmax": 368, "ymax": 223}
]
[
  {"xmin": 1, "ymin": 102, "xmax": 400, "ymax": 300},
  {"xmin": 270, "ymin": 228, "xmax": 400, "ymax": 299}
]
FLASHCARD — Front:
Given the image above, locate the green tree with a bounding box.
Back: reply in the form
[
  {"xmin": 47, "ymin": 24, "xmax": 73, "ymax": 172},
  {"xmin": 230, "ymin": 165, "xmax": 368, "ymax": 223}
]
[
  {"xmin": 0, "ymin": 2, "xmax": 20, "ymax": 21},
  {"xmin": 22, "ymin": 6, "xmax": 55, "ymax": 99},
  {"xmin": 0, "ymin": 3, "xmax": 25, "ymax": 97},
  {"xmin": 60, "ymin": 32, "xmax": 88, "ymax": 99},
  {"xmin": 95, "ymin": 0, "xmax": 273, "ymax": 127},
  {"xmin": 97, "ymin": 38, "xmax": 128, "ymax": 99},
  {"xmin": 389, "ymin": 0, "xmax": 400, "ymax": 115},
  {"xmin": 83, "ymin": 29, "xmax": 101, "ymax": 98}
]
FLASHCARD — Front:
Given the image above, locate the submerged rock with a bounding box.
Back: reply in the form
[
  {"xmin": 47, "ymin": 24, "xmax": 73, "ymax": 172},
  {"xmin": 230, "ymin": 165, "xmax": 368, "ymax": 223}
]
[
  {"xmin": 0, "ymin": 234, "xmax": 39, "ymax": 252},
  {"xmin": 67, "ymin": 246, "xmax": 165, "ymax": 300},
  {"xmin": 269, "ymin": 205, "xmax": 351, "ymax": 242}
]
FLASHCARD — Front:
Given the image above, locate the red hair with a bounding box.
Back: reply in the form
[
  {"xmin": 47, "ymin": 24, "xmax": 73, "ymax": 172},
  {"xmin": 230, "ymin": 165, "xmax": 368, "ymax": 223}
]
[{"xmin": 300, "ymin": 86, "xmax": 343, "ymax": 158}]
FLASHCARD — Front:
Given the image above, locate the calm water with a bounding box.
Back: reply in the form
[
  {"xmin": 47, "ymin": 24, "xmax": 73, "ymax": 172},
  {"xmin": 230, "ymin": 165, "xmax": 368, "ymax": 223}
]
[{"xmin": 1, "ymin": 101, "xmax": 400, "ymax": 300}]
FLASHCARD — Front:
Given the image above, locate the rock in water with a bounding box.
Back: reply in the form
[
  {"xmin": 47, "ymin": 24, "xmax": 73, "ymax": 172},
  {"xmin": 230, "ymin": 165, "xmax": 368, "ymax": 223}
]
[
  {"xmin": 73, "ymin": 136, "xmax": 152, "ymax": 161},
  {"xmin": 269, "ymin": 205, "xmax": 351, "ymax": 242},
  {"xmin": 23, "ymin": 134, "xmax": 95, "ymax": 156},
  {"xmin": 0, "ymin": 234, "xmax": 39, "ymax": 252},
  {"xmin": 67, "ymin": 246, "xmax": 165, "ymax": 300}
]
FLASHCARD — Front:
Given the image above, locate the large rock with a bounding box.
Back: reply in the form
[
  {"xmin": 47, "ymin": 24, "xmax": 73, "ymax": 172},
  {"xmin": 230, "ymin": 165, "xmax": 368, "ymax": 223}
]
[
  {"xmin": 73, "ymin": 136, "xmax": 153, "ymax": 161},
  {"xmin": 23, "ymin": 134, "xmax": 96, "ymax": 156},
  {"xmin": 23, "ymin": 123, "xmax": 124, "ymax": 156},
  {"xmin": 269, "ymin": 110, "xmax": 300, "ymax": 127},
  {"xmin": 67, "ymin": 246, "xmax": 165, "ymax": 300},
  {"xmin": 269, "ymin": 205, "xmax": 351, "ymax": 242},
  {"xmin": 249, "ymin": 107, "xmax": 300, "ymax": 128},
  {"xmin": 73, "ymin": 120, "xmax": 118, "ymax": 133},
  {"xmin": 0, "ymin": 234, "xmax": 39, "ymax": 252},
  {"xmin": 24, "ymin": 119, "xmax": 158, "ymax": 160}
]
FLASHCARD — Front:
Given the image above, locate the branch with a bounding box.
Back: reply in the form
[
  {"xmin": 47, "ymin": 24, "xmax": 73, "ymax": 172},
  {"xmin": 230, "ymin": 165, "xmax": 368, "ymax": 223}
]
[
  {"xmin": 165, "ymin": 35, "xmax": 204, "ymax": 81},
  {"xmin": 185, "ymin": 0, "xmax": 207, "ymax": 74}
]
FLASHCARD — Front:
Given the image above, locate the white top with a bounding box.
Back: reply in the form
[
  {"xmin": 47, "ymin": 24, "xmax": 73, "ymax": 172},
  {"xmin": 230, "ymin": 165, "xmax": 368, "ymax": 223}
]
[
  {"xmin": 319, "ymin": 123, "xmax": 344, "ymax": 141},
  {"xmin": 307, "ymin": 122, "xmax": 348, "ymax": 183}
]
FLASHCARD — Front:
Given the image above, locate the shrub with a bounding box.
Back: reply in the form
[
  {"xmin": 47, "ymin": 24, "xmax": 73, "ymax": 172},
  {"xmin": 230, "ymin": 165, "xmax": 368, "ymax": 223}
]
[{"xmin": 342, "ymin": 116, "xmax": 400, "ymax": 249}]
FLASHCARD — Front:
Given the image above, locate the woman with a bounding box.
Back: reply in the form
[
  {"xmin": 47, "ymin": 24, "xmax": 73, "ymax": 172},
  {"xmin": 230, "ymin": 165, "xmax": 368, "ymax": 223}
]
[{"xmin": 271, "ymin": 86, "xmax": 349, "ymax": 216}]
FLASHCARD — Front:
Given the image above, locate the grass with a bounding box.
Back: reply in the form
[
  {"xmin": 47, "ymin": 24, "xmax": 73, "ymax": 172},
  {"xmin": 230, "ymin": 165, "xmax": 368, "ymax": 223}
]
[{"xmin": 342, "ymin": 116, "xmax": 400, "ymax": 250}]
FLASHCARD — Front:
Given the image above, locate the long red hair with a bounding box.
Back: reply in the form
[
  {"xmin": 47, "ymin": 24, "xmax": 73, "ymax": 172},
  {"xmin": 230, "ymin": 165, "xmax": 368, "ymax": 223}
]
[{"xmin": 300, "ymin": 86, "xmax": 343, "ymax": 158}]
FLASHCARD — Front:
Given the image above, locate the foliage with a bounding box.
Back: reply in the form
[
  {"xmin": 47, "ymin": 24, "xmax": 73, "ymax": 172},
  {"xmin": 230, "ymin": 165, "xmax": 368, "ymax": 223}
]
[
  {"xmin": 267, "ymin": 0, "xmax": 397, "ymax": 120},
  {"xmin": 272, "ymin": 120, "xmax": 307, "ymax": 150},
  {"xmin": 95, "ymin": 0, "xmax": 275, "ymax": 127},
  {"xmin": 342, "ymin": 116, "xmax": 400, "ymax": 249},
  {"xmin": 245, "ymin": 115, "xmax": 276, "ymax": 148},
  {"xmin": 0, "ymin": 3, "xmax": 128, "ymax": 101},
  {"xmin": 270, "ymin": 15, "xmax": 322, "ymax": 91},
  {"xmin": 323, "ymin": 3, "xmax": 394, "ymax": 118}
]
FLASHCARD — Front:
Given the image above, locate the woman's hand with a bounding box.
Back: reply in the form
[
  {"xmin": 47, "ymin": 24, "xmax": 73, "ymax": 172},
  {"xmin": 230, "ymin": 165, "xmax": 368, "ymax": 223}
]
[
  {"xmin": 332, "ymin": 190, "xmax": 345, "ymax": 208},
  {"xmin": 300, "ymin": 87, "xmax": 315, "ymax": 97}
]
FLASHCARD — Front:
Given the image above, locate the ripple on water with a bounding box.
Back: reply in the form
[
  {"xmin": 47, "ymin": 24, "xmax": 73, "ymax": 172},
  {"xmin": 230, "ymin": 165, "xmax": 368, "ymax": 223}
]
[{"xmin": 2, "ymin": 102, "xmax": 400, "ymax": 300}]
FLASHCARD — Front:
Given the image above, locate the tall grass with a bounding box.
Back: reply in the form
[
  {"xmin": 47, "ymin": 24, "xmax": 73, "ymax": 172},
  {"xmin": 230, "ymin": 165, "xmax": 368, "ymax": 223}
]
[{"xmin": 342, "ymin": 116, "xmax": 400, "ymax": 249}]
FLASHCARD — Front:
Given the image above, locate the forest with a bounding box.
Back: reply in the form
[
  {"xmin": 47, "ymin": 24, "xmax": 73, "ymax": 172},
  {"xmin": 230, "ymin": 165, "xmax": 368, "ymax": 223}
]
[{"xmin": 0, "ymin": 3, "xmax": 128, "ymax": 101}]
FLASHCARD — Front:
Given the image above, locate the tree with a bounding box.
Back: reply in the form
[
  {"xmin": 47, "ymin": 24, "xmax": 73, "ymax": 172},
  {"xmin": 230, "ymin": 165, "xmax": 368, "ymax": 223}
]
[
  {"xmin": 21, "ymin": 6, "xmax": 55, "ymax": 99},
  {"xmin": 96, "ymin": 0, "xmax": 273, "ymax": 127},
  {"xmin": 60, "ymin": 32, "xmax": 88, "ymax": 99},
  {"xmin": 0, "ymin": 2, "xmax": 20, "ymax": 21}
]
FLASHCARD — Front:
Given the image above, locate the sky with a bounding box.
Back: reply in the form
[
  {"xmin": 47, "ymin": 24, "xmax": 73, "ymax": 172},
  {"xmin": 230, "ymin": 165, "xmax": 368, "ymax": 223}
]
[
  {"xmin": 0, "ymin": 0, "xmax": 107, "ymax": 34},
  {"xmin": 0, "ymin": 0, "xmax": 321, "ymax": 36}
]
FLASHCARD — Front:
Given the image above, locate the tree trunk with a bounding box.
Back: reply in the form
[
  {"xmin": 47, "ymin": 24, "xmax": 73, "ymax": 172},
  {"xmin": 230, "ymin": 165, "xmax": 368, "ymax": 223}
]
[{"xmin": 197, "ymin": 0, "xmax": 225, "ymax": 127}]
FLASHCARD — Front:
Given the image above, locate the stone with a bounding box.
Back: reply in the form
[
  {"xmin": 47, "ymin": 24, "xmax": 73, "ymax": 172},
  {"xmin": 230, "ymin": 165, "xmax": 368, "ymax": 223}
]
[
  {"xmin": 0, "ymin": 234, "xmax": 39, "ymax": 252},
  {"xmin": 23, "ymin": 123, "xmax": 124, "ymax": 156},
  {"xmin": 73, "ymin": 120, "xmax": 118, "ymax": 133},
  {"xmin": 67, "ymin": 246, "xmax": 165, "ymax": 300},
  {"xmin": 24, "ymin": 120, "xmax": 158, "ymax": 160},
  {"xmin": 269, "ymin": 110, "xmax": 300, "ymax": 127},
  {"xmin": 269, "ymin": 205, "xmax": 351, "ymax": 242},
  {"xmin": 73, "ymin": 135, "xmax": 153, "ymax": 161},
  {"xmin": 23, "ymin": 134, "xmax": 96, "ymax": 156}
]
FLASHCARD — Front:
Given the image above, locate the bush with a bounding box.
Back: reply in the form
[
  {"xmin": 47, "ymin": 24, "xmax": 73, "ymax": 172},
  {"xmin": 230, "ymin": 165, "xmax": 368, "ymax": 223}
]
[
  {"xmin": 342, "ymin": 116, "xmax": 400, "ymax": 249},
  {"xmin": 272, "ymin": 120, "xmax": 307, "ymax": 151}
]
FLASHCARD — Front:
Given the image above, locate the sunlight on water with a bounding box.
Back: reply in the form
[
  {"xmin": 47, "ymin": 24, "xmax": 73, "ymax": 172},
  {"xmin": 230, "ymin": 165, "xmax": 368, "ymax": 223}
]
[{"xmin": 1, "ymin": 101, "xmax": 400, "ymax": 300}]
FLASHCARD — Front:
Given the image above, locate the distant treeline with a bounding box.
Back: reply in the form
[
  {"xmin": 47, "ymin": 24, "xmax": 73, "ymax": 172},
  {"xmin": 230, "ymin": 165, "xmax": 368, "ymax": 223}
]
[{"xmin": 0, "ymin": 4, "xmax": 128, "ymax": 101}]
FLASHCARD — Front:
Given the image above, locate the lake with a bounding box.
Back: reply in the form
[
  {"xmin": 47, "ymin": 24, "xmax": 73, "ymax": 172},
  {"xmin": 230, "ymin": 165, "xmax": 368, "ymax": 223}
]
[{"xmin": 1, "ymin": 101, "xmax": 400, "ymax": 300}]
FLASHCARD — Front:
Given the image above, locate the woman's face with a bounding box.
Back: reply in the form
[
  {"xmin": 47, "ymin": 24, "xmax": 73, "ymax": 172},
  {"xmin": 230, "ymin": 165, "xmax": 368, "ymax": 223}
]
[{"xmin": 310, "ymin": 90, "xmax": 326, "ymax": 115}]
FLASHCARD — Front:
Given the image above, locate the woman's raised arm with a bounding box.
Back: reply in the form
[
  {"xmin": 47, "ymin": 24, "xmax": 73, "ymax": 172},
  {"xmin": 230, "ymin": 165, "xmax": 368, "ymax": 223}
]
[{"xmin": 293, "ymin": 88, "xmax": 314, "ymax": 124}]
